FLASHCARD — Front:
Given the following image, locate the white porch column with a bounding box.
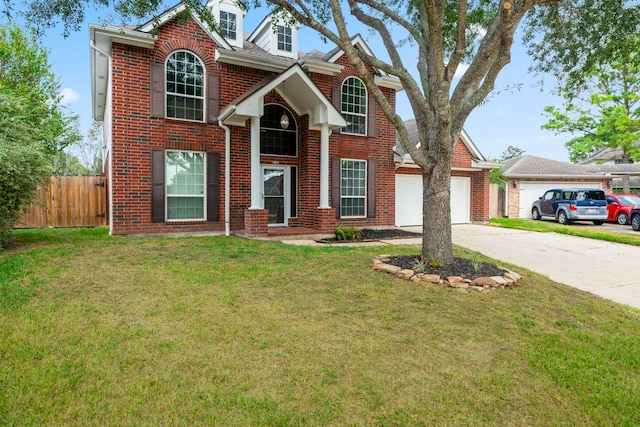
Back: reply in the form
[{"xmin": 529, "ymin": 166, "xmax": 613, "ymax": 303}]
[
  {"xmin": 319, "ymin": 123, "xmax": 330, "ymax": 208},
  {"xmin": 250, "ymin": 115, "xmax": 262, "ymax": 209}
]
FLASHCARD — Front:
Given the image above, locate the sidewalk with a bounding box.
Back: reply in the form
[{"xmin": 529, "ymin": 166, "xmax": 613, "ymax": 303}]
[{"xmin": 282, "ymin": 224, "xmax": 640, "ymax": 310}]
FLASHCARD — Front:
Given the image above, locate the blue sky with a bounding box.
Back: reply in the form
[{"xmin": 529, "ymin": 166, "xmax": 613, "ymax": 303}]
[{"xmin": 33, "ymin": 4, "xmax": 571, "ymax": 162}]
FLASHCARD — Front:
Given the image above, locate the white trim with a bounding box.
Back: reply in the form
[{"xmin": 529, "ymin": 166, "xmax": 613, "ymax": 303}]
[
  {"xmin": 165, "ymin": 149, "xmax": 207, "ymax": 222},
  {"xmin": 261, "ymin": 165, "xmax": 294, "ymax": 226},
  {"xmin": 340, "ymin": 158, "xmax": 368, "ymax": 219},
  {"xmin": 165, "ymin": 50, "xmax": 207, "ymax": 122},
  {"xmin": 138, "ymin": 3, "xmax": 233, "ymax": 50},
  {"xmin": 340, "ymin": 76, "xmax": 368, "ymax": 136}
]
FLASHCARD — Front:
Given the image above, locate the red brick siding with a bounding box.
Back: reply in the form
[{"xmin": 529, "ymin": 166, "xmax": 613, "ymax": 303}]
[{"xmin": 108, "ymin": 16, "xmax": 397, "ymax": 234}]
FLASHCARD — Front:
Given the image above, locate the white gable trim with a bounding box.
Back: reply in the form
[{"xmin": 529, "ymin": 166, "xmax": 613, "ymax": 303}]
[
  {"xmin": 219, "ymin": 64, "xmax": 346, "ymax": 130},
  {"xmin": 138, "ymin": 3, "xmax": 233, "ymax": 50}
]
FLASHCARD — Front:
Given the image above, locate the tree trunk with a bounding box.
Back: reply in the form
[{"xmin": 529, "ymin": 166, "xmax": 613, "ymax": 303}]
[{"xmin": 421, "ymin": 145, "xmax": 454, "ymax": 264}]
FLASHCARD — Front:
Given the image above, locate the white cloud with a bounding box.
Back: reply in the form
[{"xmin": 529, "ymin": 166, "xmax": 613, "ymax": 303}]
[{"xmin": 60, "ymin": 88, "xmax": 80, "ymax": 104}]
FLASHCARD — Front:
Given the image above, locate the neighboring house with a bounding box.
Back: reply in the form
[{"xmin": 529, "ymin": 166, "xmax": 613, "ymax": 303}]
[
  {"xmin": 393, "ymin": 119, "xmax": 496, "ymax": 226},
  {"xmin": 90, "ymin": 0, "xmax": 405, "ymax": 237},
  {"xmin": 579, "ymin": 147, "xmax": 640, "ymax": 191},
  {"xmin": 500, "ymin": 155, "xmax": 640, "ymax": 219}
]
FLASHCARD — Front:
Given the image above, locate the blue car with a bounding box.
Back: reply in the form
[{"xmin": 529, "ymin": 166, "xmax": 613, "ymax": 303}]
[{"xmin": 531, "ymin": 188, "xmax": 608, "ymax": 225}]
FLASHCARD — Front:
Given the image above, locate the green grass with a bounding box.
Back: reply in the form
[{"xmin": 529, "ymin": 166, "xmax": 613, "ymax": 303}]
[
  {"xmin": 1, "ymin": 227, "xmax": 640, "ymax": 425},
  {"xmin": 489, "ymin": 217, "xmax": 640, "ymax": 246}
]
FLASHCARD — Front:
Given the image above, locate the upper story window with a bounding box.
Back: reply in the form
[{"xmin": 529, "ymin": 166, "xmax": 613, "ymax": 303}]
[
  {"xmin": 260, "ymin": 104, "xmax": 297, "ymax": 156},
  {"xmin": 277, "ymin": 25, "xmax": 292, "ymax": 52},
  {"xmin": 166, "ymin": 51, "xmax": 205, "ymax": 122},
  {"xmin": 341, "ymin": 77, "xmax": 367, "ymax": 135},
  {"xmin": 220, "ymin": 10, "xmax": 237, "ymax": 40}
]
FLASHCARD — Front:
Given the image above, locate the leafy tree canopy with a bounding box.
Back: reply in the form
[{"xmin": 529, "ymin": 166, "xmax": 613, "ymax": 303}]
[
  {"xmin": 0, "ymin": 92, "xmax": 51, "ymax": 248},
  {"xmin": 0, "ymin": 23, "xmax": 80, "ymax": 153},
  {"xmin": 523, "ymin": 0, "xmax": 640, "ymax": 98},
  {"xmin": 542, "ymin": 49, "xmax": 640, "ymax": 164}
]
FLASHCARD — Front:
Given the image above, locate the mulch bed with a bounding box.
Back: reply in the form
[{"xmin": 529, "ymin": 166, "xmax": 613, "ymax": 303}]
[
  {"xmin": 318, "ymin": 228, "xmax": 422, "ymax": 243},
  {"xmin": 386, "ymin": 255, "xmax": 507, "ymax": 281},
  {"xmin": 321, "ymin": 228, "xmax": 507, "ymax": 280}
]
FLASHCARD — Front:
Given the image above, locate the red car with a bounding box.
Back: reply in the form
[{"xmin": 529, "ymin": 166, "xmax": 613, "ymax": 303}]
[{"xmin": 605, "ymin": 194, "xmax": 640, "ymax": 225}]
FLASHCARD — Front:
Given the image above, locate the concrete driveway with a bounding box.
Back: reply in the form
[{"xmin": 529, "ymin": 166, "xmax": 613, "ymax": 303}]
[{"xmin": 450, "ymin": 224, "xmax": 640, "ymax": 310}]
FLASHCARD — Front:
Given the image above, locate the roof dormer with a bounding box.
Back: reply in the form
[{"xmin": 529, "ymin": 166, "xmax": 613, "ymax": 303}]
[
  {"xmin": 207, "ymin": 0, "xmax": 246, "ymax": 49},
  {"xmin": 248, "ymin": 13, "xmax": 299, "ymax": 60}
]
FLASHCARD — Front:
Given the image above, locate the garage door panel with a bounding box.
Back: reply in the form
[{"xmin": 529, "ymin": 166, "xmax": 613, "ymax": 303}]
[{"xmin": 395, "ymin": 175, "xmax": 470, "ymax": 226}]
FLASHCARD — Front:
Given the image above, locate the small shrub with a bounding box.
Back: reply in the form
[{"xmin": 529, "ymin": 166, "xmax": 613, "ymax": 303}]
[
  {"xmin": 335, "ymin": 224, "xmax": 361, "ymax": 241},
  {"xmin": 411, "ymin": 257, "xmax": 428, "ymax": 273},
  {"xmin": 424, "ymin": 254, "xmax": 444, "ymax": 269}
]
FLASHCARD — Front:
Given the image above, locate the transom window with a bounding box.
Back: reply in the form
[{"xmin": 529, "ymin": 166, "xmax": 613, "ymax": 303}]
[
  {"xmin": 341, "ymin": 159, "xmax": 367, "ymax": 218},
  {"xmin": 166, "ymin": 51, "xmax": 205, "ymax": 121},
  {"xmin": 166, "ymin": 150, "xmax": 205, "ymax": 220},
  {"xmin": 260, "ymin": 104, "xmax": 297, "ymax": 156},
  {"xmin": 277, "ymin": 26, "xmax": 292, "ymax": 52},
  {"xmin": 220, "ymin": 11, "xmax": 237, "ymax": 40},
  {"xmin": 341, "ymin": 77, "xmax": 367, "ymax": 135}
]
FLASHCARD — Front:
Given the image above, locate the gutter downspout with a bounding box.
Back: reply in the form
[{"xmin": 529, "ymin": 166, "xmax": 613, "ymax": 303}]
[
  {"xmin": 218, "ymin": 120, "xmax": 231, "ymax": 236},
  {"xmin": 90, "ymin": 40, "xmax": 113, "ymax": 234}
]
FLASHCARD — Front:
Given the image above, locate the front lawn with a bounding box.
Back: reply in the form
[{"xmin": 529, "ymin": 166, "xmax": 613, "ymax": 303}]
[{"xmin": 1, "ymin": 228, "xmax": 639, "ymax": 425}]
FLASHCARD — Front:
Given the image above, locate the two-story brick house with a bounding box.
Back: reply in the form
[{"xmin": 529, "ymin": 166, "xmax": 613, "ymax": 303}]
[
  {"xmin": 90, "ymin": 0, "xmax": 407, "ymax": 237},
  {"xmin": 90, "ymin": 0, "xmax": 494, "ymax": 237}
]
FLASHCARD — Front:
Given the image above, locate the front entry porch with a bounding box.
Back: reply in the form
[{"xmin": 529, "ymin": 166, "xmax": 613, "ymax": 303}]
[{"xmin": 243, "ymin": 207, "xmax": 336, "ymax": 238}]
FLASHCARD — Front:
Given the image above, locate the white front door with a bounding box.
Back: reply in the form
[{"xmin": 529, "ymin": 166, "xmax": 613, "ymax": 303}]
[{"xmin": 263, "ymin": 166, "xmax": 290, "ymax": 226}]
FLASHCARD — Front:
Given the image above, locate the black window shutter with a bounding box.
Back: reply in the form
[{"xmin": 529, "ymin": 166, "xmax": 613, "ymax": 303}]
[
  {"xmin": 207, "ymin": 73, "xmax": 220, "ymax": 123},
  {"xmin": 332, "ymin": 87, "xmax": 342, "ymax": 134},
  {"xmin": 332, "ymin": 157, "xmax": 341, "ymax": 218},
  {"xmin": 207, "ymin": 152, "xmax": 220, "ymax": 221},
  {"xmin": 151, "ymin": 148, "xmax": 165, "ymax": 222},
  {"xmin": 150, "ymin": 63, "xmax": 165, "ymax": 118},
  {"xmin": 367, "ymin": 159, "xmax": 377, "ymax": 218},
  {"xmin": 367, "ymin": 96, "xmax": 377, "ymax": 138}
]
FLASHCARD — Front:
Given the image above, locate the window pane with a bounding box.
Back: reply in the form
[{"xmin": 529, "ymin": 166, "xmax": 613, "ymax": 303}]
[
  {"xmin": 260, "ymin": 104, "xmax": 297, "ymax": 156},
  {"xmin": 166, "ymin": 51, "xmax": 205, "ymax": 121},
  {"xmin": 167, "ymin": 197, "xmax": 205, "ymax": 220},
  {"xmin": 166, "ymin": 151, "xmax": 205, "ymax": 220},
  {"xmin": 341, "ymin": 77, "xmax": 367, "ymax": 135},
  {"xmin": 340, "ymin": 159, "xmax": 366, "ymax": 217}
]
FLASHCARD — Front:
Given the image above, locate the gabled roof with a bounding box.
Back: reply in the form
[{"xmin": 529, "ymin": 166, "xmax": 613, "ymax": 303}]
[
  {"xmin": 90, "ymin": 4, "xmax": 403, "ymax": 121},
  {"xmin": 218, "ymin": 63, "xmax": 347, "ymax": 130},
  {"xmin": 137, "ymin": 2, "xmax": 233, "ymax": 50},
  {"xmin": 394, "ymin": 119, "xmax": 497, "ymax": 170},
  {"xmin": 501, "ymin": 154, "xmax": 640, "ymax": 178}
]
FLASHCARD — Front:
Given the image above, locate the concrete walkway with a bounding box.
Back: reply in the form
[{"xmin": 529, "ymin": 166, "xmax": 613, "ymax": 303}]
[
  {"xmin": 449, "ymin": 224, "xmax": 640, "ymax": 310},
  {"xmin": 282, "ymin": 224, "xmax": 640, "ymax": 310}
]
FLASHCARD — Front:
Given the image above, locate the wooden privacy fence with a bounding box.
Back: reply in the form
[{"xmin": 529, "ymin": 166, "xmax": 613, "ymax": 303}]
[{"xmin": 15, "ymin": 176, "xmax": 108, "ymax": 228}]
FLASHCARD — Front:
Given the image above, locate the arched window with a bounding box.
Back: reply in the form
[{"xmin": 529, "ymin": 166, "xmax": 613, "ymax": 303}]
[
  {"xmin": 166, "ymin": 51, "xmax": 205, "ymax": 121},
  {"xmin": 260, "ymin": 104, "xmax": 297, "ymax": 156},
  {"xmin": 341, "ymin": 77, "xmax": 367, "ymax": 135}
]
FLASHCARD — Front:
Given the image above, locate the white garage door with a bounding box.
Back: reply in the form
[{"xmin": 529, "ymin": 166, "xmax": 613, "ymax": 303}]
[
  {"xmin": 518, "ymin": 182, "xmax": 602, "ymax": 219},
  {"xmin": 395, "ymin": 175, "xmax": 470, "ymax": 226}
]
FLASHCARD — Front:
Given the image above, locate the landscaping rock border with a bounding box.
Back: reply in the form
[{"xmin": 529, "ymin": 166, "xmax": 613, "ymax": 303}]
[{"xmin": 372, "ymin": 254, "xmax": 521, "ymax": 292}]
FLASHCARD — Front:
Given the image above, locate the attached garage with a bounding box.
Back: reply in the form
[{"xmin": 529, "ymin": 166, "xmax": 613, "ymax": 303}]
[
  {"xmin": 395, "ymin": 174, "xmax": 470, "ymax": 226},
  {"xmin": 518, "ymin": 182, "xmax": 602, "ymax": 219}
]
